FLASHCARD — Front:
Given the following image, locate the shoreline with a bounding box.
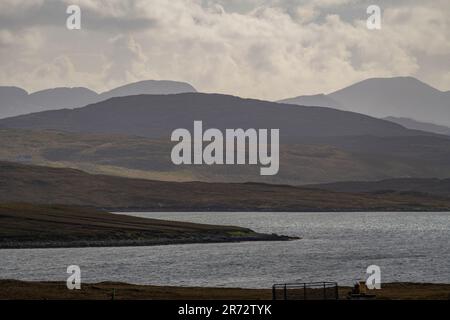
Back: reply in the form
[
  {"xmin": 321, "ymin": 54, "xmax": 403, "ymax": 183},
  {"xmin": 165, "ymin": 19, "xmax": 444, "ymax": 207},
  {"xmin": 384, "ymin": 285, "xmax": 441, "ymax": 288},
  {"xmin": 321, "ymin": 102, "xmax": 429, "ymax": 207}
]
[
  {"xmin": 110, "ymin": 207, "xmax": 450, "ymax": 212},
  {"xmin": 1, "ymin": 280, "xmax": 449, "ymax": 300},
  {"xmin": 0, "ymin": 234, "xmax": 299, "ymax": 250}
]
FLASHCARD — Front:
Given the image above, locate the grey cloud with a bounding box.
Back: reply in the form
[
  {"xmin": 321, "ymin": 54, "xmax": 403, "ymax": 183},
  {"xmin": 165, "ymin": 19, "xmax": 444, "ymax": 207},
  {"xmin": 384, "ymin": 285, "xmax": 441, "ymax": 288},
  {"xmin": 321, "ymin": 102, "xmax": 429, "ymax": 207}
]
[
  {"xmin": 0, "ymin": 0, "xmax": 448, "ymax": 99},
  {"xmin": 0, "ymin": 0, "xmax": 155, "ymax": 31}
]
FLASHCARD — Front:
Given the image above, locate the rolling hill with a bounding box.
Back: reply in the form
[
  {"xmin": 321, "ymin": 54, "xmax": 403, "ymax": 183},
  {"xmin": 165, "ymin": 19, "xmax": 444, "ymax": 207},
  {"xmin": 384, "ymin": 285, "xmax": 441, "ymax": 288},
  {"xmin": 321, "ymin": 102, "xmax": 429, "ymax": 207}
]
[
  {"xmin": 1, "ymin": 127, "xmax": 450, "ymax": 185},
  {"xmin": 307, "ymin": 178, "xmax": 450, "ymax": 198},
  {"xmin": 0, "ymin": 92, "xmax": 430, "ymax": 139},
  {"xmin": 1, "ymin": 161, "xmax": 449, "ymax": 211}
]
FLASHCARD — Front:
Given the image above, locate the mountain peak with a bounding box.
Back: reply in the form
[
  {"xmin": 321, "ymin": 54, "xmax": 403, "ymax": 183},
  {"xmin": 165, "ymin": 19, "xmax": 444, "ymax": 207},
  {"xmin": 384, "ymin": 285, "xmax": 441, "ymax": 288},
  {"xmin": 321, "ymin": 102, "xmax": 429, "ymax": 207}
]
[
  {"xmin": 279, "ymin": 76, "xmax": 450, "ymax": 127},
  {"xmin": 99, "ymin": 80, "xmax": 197, "ymax": 100},
  {"xmin": 30, "ymin": 87, "xmax": 96, "ymax": 94},
  {"xmin": 327, "ymin": 77, "xmax": 449, "ymax": 126},
  {"xmin": 331, "ymin": 76, "xmax": 442, "ymax": 95}
]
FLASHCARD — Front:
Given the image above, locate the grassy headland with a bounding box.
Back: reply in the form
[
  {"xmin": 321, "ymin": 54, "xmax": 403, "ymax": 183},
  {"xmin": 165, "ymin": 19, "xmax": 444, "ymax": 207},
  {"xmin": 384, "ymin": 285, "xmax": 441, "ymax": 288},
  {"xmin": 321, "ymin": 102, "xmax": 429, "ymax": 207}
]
[{"xmin": 0, "ymin": 203, "xmax": 295, "ymax": 249}]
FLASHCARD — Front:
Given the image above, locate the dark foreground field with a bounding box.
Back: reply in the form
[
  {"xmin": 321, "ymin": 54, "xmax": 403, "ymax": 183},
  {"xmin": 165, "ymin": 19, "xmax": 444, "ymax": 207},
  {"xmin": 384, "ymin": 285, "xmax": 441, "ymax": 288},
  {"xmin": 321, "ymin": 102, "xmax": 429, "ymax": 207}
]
[
  {"xmin": 0, "ymin": 204, "xmax": 294, "ymax": 249},
  {"xmin": 0, "ymin": 280, "xmax": 449, "ymax": 300},
  {"xmin": 2, "ymin": 161, "xmax": 450, "ymax": 211}
]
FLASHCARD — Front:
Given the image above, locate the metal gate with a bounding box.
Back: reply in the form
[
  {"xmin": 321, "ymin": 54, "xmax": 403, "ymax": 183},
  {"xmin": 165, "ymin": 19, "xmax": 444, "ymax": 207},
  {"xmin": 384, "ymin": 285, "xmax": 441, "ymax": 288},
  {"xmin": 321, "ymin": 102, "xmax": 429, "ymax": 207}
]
[{"xmin": 272, "ymin": 282, "xmax": 339, "ymax": 300}]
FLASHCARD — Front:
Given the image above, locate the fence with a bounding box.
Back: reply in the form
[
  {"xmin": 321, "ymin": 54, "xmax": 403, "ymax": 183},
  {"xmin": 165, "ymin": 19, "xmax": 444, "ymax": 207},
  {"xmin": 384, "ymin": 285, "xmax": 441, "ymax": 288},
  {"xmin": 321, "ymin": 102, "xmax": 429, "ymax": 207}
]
[{"xmin": 272, "ymin": 282, "xmax": 339, "ymax": 300}]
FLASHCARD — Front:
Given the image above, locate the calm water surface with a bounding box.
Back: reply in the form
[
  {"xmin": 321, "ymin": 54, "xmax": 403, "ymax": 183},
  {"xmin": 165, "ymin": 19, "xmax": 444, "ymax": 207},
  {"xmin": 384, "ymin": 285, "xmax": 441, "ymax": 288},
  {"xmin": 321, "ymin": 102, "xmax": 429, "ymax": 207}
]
[{"xmin": 1, "ymin": 212, "xmax": 449, "ymax": 288}]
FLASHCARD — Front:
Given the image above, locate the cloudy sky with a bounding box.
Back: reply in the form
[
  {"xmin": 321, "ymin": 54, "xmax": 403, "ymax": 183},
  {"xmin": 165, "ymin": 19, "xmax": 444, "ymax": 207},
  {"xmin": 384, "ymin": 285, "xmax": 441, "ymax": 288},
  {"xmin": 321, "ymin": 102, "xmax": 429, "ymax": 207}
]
[{"xmin": 0, "ymin": 0, "xmax": 449, "ymax": 100}]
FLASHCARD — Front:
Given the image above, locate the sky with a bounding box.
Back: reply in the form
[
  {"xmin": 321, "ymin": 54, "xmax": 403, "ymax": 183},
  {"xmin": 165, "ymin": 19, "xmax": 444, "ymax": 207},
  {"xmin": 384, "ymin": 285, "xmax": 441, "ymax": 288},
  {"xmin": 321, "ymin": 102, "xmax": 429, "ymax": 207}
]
[{"xmin": 0, "ymin": 0, "xmax": 449, "ymax": 100}]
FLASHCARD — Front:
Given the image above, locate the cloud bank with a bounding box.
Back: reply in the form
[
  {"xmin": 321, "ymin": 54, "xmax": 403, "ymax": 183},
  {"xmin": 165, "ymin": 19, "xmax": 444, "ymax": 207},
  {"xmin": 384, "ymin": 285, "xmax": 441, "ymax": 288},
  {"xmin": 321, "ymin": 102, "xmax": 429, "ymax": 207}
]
[{"xmin": 0, "ymin": 0, "xmax": 449, "ymax": 100}]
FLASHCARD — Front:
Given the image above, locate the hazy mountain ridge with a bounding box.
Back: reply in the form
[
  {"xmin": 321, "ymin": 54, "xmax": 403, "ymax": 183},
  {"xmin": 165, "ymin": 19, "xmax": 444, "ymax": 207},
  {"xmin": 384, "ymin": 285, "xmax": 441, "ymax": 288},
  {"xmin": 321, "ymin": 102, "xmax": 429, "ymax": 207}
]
[
  {"xmin": 0, "ymin": 80, "xmax": 197, "ymax": 119},
  {"xmin": 0, "ymin": 87, "xmax": 29, "ymax": 115},
  {"xmin": 28, "ymin": 87, "xmax": 98, "ymax": 109},
  {"xmin": 99, "ymin": 80, "xmax": 197, "ymax": 100},
  {"xmin": 280, "ymin": 77, "xmax": 450, "ymax": 127},
  {"xmin": 278, "ymin": 94, "xmax": 342, "ymax": 109},
  {"xmin": 383, "ymin": 117, "xmax": 450, "ymax": 136}
]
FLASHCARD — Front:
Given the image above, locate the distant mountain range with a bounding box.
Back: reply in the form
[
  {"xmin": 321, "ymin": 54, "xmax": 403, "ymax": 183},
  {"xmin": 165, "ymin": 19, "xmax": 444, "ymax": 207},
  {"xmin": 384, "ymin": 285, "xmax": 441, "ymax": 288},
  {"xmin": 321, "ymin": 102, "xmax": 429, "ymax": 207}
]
[
  {"xmin": 1, "ymin": 77, "xmax": 449, "ymax": 185},
  {"xmin": 0, "ymin": 80, "xmax": 196, "ymax": 119},
  {"xmin": 4, "ymin": 76, "xmax": 448, "ymax": 129},
  {"xmin": 280, "ymin": 77, "xmax": 450, "ymax": 127},
  {"xmin": 1, "ymin": 93, "xmax": 450, "ymax": 185}
]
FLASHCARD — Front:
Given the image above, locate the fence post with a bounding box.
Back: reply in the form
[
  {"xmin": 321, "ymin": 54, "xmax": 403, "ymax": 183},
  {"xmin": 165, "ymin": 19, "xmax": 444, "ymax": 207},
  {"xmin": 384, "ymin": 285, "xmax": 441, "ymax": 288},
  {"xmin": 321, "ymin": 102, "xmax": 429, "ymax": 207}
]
[
  {"xmin": 272, "ymin": 286, "xmax": 276, "ymax": 300},
  {"xmin": 335, "ymin": 283, "xmax": 339, "ymax": 300},
  {"xmin": 284, "ymin": 284, "xmax": 287, "ymax": 300}
]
